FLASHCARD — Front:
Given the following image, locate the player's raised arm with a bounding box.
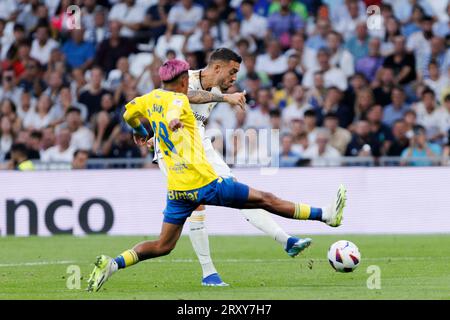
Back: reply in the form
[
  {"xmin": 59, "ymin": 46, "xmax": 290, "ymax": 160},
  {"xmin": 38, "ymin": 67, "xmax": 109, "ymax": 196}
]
[{"xmin": 123, "ymin": 97, "xmax": 149, "ymax": 146}]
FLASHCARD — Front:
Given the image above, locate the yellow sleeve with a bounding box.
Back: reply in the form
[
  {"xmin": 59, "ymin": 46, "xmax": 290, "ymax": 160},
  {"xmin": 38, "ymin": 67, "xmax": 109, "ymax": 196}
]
[
  {"xmin": 123, "ymin": 95, "xmax": 146, "ymax": 128},
  {"xmin": 166, "ymin": 94, "xmax": 187, "ymax": 123}
]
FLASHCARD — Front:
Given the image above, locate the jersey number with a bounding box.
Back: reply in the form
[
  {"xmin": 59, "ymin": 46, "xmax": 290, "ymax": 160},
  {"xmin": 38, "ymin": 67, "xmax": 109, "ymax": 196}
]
[{"xmin": 152, "ymin": 121, "xmax": 176, "ymax": 154}]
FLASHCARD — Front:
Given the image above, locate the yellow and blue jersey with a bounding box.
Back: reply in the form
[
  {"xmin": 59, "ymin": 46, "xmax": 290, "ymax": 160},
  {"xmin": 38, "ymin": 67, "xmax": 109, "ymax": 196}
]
[{"xmin": 123, "ymin": 89, "xmax": 218, "ymax": 191}]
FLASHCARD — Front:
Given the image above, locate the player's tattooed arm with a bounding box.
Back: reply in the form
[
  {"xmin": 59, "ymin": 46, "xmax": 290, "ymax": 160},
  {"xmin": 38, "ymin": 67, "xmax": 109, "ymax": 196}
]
[
  {"xmin": 187, "ymin": 90, "xmax": 247, "ymax": 110},
  {"xmin": 187, "ymin": 90, "xmax": 225, "ymax": 104}
]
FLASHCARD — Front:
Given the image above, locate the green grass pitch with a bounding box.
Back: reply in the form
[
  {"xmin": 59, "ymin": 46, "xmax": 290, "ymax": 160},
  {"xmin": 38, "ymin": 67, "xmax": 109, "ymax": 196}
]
[{"xmin": 1, "ymin": 235, "xmax": 449, "ymax": 300}]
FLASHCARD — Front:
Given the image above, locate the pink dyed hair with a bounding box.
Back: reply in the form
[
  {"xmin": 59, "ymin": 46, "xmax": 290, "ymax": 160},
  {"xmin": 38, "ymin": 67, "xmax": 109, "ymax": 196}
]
[{"xmin": 158, "ymin": 59, "xmax": 190, "ymax": 82}]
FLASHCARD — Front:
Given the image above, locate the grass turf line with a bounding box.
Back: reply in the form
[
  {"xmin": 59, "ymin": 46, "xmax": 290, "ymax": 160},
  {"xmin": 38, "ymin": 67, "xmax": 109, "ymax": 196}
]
[{"xmin": 0, "ymin": 235, "xmax": 449, "ymax": 300}]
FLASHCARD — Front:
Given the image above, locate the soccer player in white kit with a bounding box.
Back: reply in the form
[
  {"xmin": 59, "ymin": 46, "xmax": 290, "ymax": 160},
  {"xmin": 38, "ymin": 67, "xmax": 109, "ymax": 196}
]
[{"xmin": 152, "ymin": 48, "xmax": 312, "ymax": 286}]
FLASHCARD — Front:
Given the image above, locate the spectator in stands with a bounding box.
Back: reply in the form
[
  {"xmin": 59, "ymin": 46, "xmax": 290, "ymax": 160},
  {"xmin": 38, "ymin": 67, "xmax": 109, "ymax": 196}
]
[
  {"xmin": 284, "ymin": 33, "xmax": 316, "ymax": 75},
  {"xmin": 91, "ymin": 93, "xmax": 121, "ymax": 158},
  {"xmin": 380, "ymin": 16, "xmax": 401, "ymax": 56},
  {"xmin": 94, "ymin": 21, "xmax": 137, "ymax": 73},
  {"xmin": 141, "ymin": 0, "xmax": 171, "ymax": 45},
  {"xmin": 255, "ymin": 40, "xmax": 288, "ymax": 86},
  {"xmin": 17, "ymin": 0, "xmax": 42, "ymax": 33},
  {"xmin": 108, "ymin": 0, "xmax": 146, "ymax": 38},
  {"xmin": 406, "ymin": 15, "xmax": 434, "ymax": 76},
  {"xmin": 303, "ymin": 128, "xmax": 341, "ymax": 166},
  {"xmin": 355, "ymin": 37, "xmax": 384, "ymax": 83},
  {"xmin": 326, "ymin": 30, "xmax": 355, "ymax": 78},
  {"xmin": 420, "ymin": 37, "xmax": 448, "ymax": 80},
  {"xmin": 423, "ymin": 61, "xmax": 448, "ymax": 100},
  {"xmin": 16, "ymin": 91, "xmax": 36, "ymax": 123},
  {"xmin": 267, "ymin": 0, "xmax": 305, "ymax": 49},
  {"xmin": 302, "ymin": 48, "xmax": 348, "ymax": 92},
  {"xmin": 85, "ymin": 7, "xmax": 108, "ymax": 45},
  {"xmin": 41, "ymin": 126, "xmax": 56, "ymax": 152},
  {"xmin": 2, "ymin": 24, "xmax": 27, "ymax": 69},
  {"xmin": 346, "ymin": 119, "xmax": 381, "ymax": 157},
  {"xmin": 279, "ymin": 133, "xmax": 301, "ymax": 167},
  {"xmin": 382, "ymin": 35, "xmax": 416, "ymax": 97},
  {"xmin": 366, "ymin": 104, "xmax": 393, "ymax": 155},
  {"xmin": 43, "ymin": 70, "xmax": 64, "ymax": 103},
  {"xmin": 65, "ymin": 107, "xmax": 94, "ymax": 151},
  {"xmin": 26, "ymin": 130, "xmax": 42, "ymax": 160},
  {"xmin": 333, "ymin": 0, "xmax": 365, "ymax": 40},
  {"xmin": 30, "ymin": 24, "xmax": 59, "ymax": 66},
  {"xmin": 383, "ymin": 86, "xmax": 410, "ymax": 127},
  {"xmin": 273, "ymin": 71, "xmax": 299, "ymax": 109},
  {"xmin": 239, "ymin": 0, "xmax": 268, "ymax": 40},
  {"xmin": 52, "ymin": 86, "xmax": 88, "ymax": 124},
  {"xmin": 436, "ymin": 94, "xmax": 450, "ymax": 138},
  {"xmin": 61, "ymin": 28, "xmax": 95, "ymax": 71},
  {"xmin": 22, "ymin": 94, "xmax": 57, "ymax": 130},
  {"xmin": 237, "ymin": 54, "xmax": 271, "ymax": 92},
  {"xmin": 401, "ymin": 124, "xmax": 442, "ymax": 166},
  {"xmin": 41, "ymin": 127, "xmax": 75, "ymax": 163},
  {"xmin": 0, "ymin": 98, "xmax": 21, "ymax": 134},
  {"xmin": 205, "ymin": 3, "xmax": 230, "ymax": 45},
  {"xmin": 401, "ymin": 4, "xmax": 424, "ymax": 38},
  {"xmin": 316, "ymin": 86, "xmax": 354, "ymax": 129},
  {"xmin": 306, "ymin": 71, "xmax": 326, "ymax": 110},
  {"xmin": 0, "ymin": 115, "xmax": 13, "ymax": 161},
  {"xmin": 373, "ymin": 67, "xmax": 395, "ymax": 107},
  {"xmin": 107, "ymin": 128, "xmax": 143, "ymax": 159},
  {"xmin": 166, "ymin": 0, "xmax": 204, "ymax": 38},
  {"xmin": 8, "ymin": 143, "xmax": 34, "ymax": 171},
  {"xmin": 0, "ymin": 68, "xmax": 21, "ymax": 104},
  {"xmin": 282, "ymin": 85, "xmax": 312, "ymax": 126},
  {"xmin": 387, "ymin": 119, "xmax": 410, "ymax": 156},
  {"xmin": 323, "ymin": 112, "xmax": 351, "ymax": 155},
  {"xmin": 353, "ymin": 87, "xmax": 375, "ymax": 123},
  {"xmin": 306, "ymin": 18, "xmax": 330, "ymax": 50},
  {"xmin": 345, "ymin": 20, "xmax": 370, "ymax": 62},
  {"xmin": 303, "ymin": 109, "xmax": 319, "ymax": 145},
  {"xmin": 17, "ymin": 58, "xmax": 46, "ymax": 98},
  {"xmin": 412, "ymin": 88, "xmax": 444, "ymax": 143},
  {"xmin": 72, "ymin": 149, "xmax": 90, "ymax": 169},
  {"xmin": 245, "ymin": 88, "xmax": 274, "ymax": 129},
  {"xmin": 78, "ymin": 66, "xmax": 111, "ymax": 120},
  {"xmin": 342, "ymin": 72, "xmax": 368, "ymax": 110}
]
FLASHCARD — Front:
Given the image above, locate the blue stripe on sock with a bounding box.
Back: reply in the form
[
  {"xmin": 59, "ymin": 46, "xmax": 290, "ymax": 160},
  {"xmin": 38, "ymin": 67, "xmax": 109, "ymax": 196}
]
[
  {"xmin": 309, "ymin": 207, "xmax": 322, "ymax": 221},
  {"xmin": 115, "ymin": 256, "xmax": 125, "ymax": 269}
]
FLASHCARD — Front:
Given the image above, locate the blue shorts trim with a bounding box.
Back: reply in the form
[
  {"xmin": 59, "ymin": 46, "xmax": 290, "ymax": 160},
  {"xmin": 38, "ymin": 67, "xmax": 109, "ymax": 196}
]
[{"xmin": 163, "ymin": 178, "xmax": 250, "ymax": 225}]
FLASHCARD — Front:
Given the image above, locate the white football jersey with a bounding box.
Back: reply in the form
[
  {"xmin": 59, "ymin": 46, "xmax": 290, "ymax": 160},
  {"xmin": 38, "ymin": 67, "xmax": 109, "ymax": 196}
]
[
  {"xmin": 153, "ymin": 69, "xmax": 222, "ymax": 162},
  {"xmin": 188, "ymin": 69, "xmax": 223, "ymax": 139}
]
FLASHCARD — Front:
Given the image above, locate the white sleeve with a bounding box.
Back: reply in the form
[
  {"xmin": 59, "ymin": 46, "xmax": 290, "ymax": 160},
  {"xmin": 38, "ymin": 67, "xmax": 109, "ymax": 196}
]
[
  {"xmin": 108, "ymin": 5, "xmax": 121, "ymax": 21},
  {"xmin": 167, "ymin": 7, "xmax": 178, "ymax": 24},
  {"xmin": 341, "ymin": 50, "xmax": 355, "ymax": 77}
]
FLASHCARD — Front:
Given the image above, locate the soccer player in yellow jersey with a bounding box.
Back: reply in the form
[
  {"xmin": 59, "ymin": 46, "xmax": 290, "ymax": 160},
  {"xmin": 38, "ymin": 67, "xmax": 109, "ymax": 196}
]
[{"xmin": 87, "ymin": 60, "xmax": 347, "ymax": 292}]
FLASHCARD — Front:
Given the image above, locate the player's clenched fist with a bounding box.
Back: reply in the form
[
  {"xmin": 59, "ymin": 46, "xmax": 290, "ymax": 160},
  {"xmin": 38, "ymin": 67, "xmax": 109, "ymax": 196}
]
[{"xmin": 224, "ymin": 92, "xmax": 246, "ymax": 110}]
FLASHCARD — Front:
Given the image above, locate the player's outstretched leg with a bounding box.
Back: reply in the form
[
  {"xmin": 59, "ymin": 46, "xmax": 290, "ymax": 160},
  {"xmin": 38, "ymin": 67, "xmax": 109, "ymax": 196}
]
[
  {"xmin": 188, "ymin": 209, "xmax": 228, "ymax": 287},
  {"xmin": 240, "ymin": 209, "xmax": 312, "ymax": 257},
  {"xmin": 243, "ymin": 184, "xmax": 347, "ymax": 227},
  {"xmin": 87, "ymin": 222, "xmax": 183, "ymax": 292}
]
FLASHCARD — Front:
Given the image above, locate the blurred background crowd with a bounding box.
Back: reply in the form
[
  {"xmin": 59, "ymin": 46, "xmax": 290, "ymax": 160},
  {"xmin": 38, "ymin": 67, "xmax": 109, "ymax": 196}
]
[{"xmin": 0, "ymin": 0, "xmax": 449, "ymax": 170}]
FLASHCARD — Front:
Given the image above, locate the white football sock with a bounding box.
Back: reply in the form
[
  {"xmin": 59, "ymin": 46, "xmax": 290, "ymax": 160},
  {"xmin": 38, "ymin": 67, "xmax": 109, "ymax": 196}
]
[
  {"xmin": 240, "ymin": 209, "xmax": 291, "ymax": 248},
  {"xmin": 188, "ymin": 211, "xmax": 218, "ymax": 278}
]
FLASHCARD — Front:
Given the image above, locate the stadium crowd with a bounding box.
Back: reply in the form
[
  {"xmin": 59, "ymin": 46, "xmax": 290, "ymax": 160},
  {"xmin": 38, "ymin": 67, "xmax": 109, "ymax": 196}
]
[{"xmin": 0, "ymin": 0, "xmax": 449, "ymax": 170}]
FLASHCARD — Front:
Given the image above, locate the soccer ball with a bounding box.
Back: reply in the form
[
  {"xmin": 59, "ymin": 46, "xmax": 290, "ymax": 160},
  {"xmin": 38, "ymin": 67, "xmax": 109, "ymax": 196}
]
[{"xmin": 327, "ymin": 240, "xmax": 361, "ymax": 272}]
